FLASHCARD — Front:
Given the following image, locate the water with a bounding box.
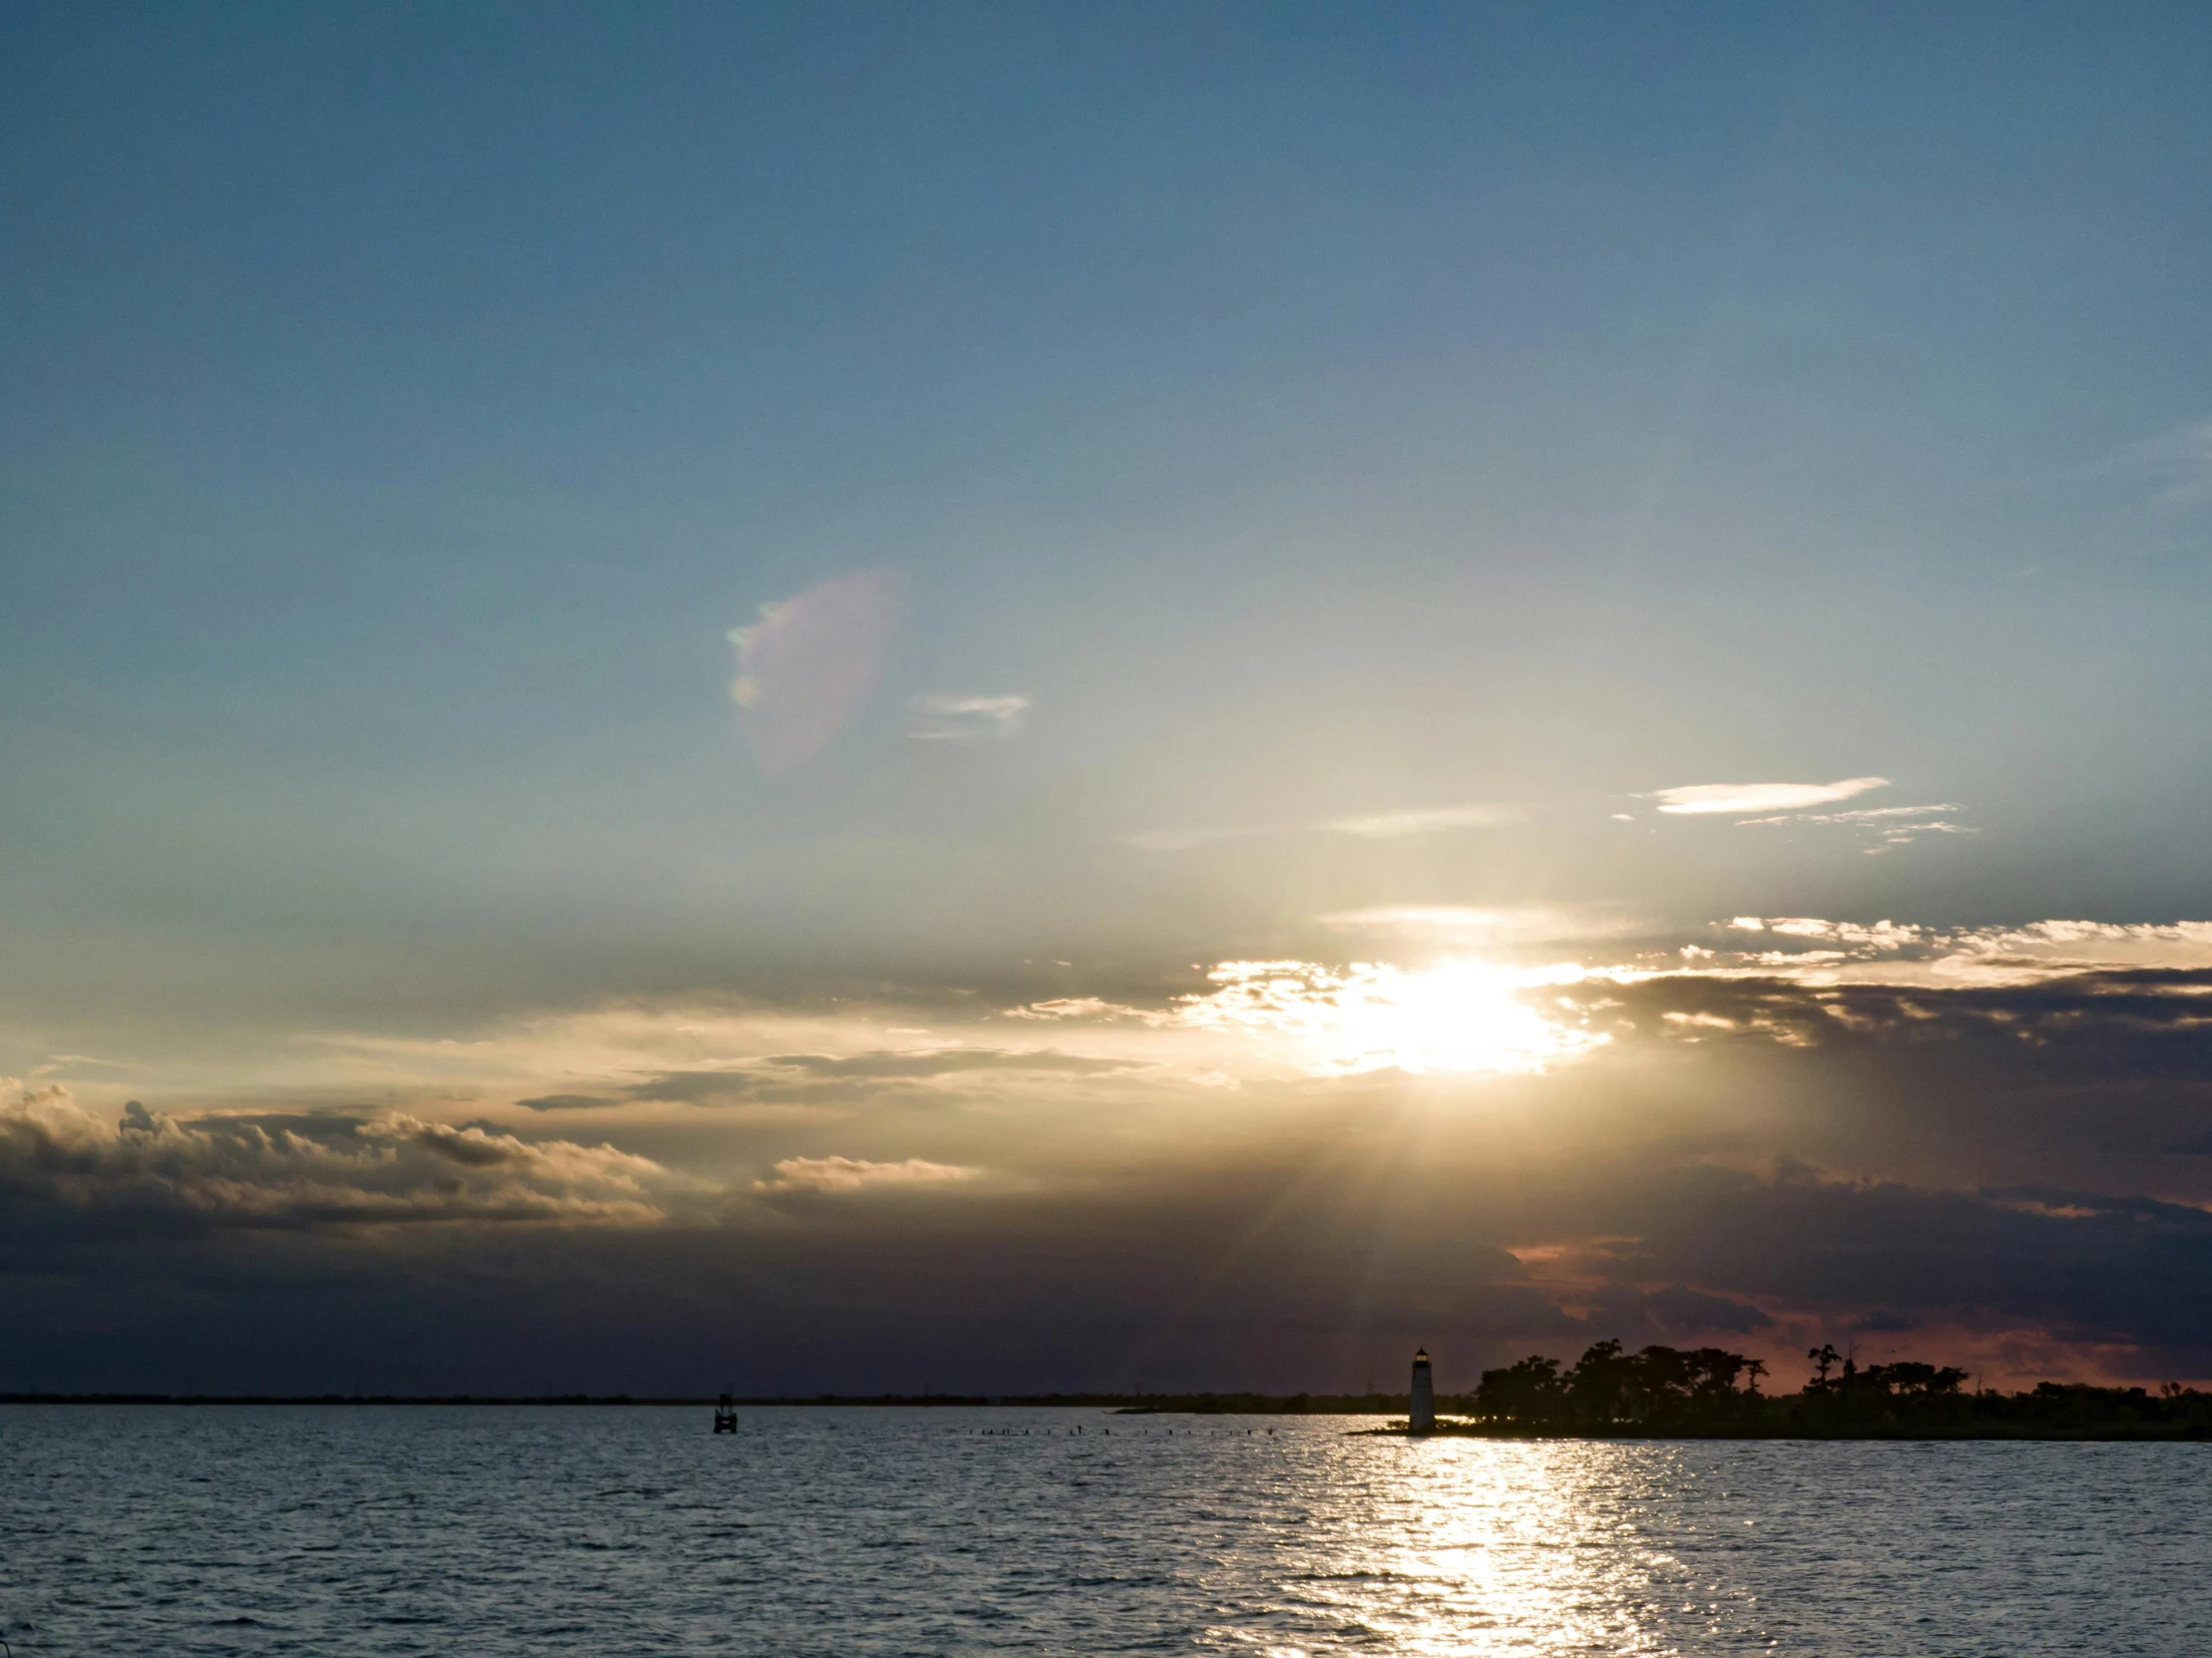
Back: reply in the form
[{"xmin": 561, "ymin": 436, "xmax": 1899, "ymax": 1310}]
[{"xmin": 1, "ymin": 1407, "xmax": 2206, "ymax": 1655}]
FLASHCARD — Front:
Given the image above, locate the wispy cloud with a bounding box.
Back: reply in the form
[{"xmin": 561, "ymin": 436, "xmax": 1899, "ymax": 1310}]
[
  {"xmin": 30, "ymin": 1053, "xmax": 132, "ymax": 1076},
  {"xmin": 1737, "ymin": 801, "xmax": 1976, "ymax": 852},
  {"xmin": 755, "ymin": 1155, "xmax": 979, "ymax": 1193},
  {"xmin": 1776, "ymin": 805, "xmax": 1959, "ymax": 822},
  {"xmin": 758, "ymin": 1048, "xmax": 1135, "ymax": 1078},
  {"xmin": 1319, "ymin": 803, "xmax": 1523, "ymax": 837},
  {"xmin": 907, "ymin": 692, "xmax": 1031, "ymax": 742},
  {"xmin": 1125, "ymin": 801, "xmax": 1520, "ymax": 853},
  {"xmin": 517, "ymin": 1047, "xmax": 1143, "ymax": 1110},
  {"xmin": 1649, "ymin": 777, "xmax": 1890, "ymax": 816},
  {"xmin": 1122, "ymin": 824, "xmax": 1267, "ymax": 853},
  {"xmin": 2120, "ymin": 418, "xmax": 2212, "ymax": 508},
  {"xmin": 1319, "ymin": 905, "xmax": 1641, "ymax": 947}
]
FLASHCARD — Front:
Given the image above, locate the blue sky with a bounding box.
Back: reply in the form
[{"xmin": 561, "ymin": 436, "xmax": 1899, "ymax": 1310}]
[{"xmin": 6, "ymin": 4, "xmax": 2212, "ymax": 1392}]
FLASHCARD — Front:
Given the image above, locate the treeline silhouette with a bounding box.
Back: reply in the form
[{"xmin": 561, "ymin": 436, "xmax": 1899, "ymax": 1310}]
[{"xmin": 1448, "ymin": 1340, "xmax": 2212, "ymax": 1439}]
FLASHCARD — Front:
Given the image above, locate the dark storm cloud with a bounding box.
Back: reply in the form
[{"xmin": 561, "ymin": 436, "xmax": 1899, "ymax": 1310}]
[
  {"xmin": 1582, "ymin": 1163, "xmax": 2212, "ymax": 1369},
  {"xmin": 1634, "ymin": 1285, "xmax": 1775, "ymax": 1335},
  {"xmin": 10, "ymin": 1104, "xmax": 2212, "ymax": 1393}
]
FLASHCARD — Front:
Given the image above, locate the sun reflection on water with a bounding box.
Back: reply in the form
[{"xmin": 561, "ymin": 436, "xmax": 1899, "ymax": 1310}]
[
  {"xmin": 1175, "ymin": 959, "xmax": 1605, "ymax": 1077},
  {"xmin": 1229, "ymin": 1437, "xmax": 1712, "ymax": 1655}
]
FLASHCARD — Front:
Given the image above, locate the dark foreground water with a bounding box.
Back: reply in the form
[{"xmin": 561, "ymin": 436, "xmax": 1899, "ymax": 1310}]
[{"xmin": 1, "ymin": 1407, "xmax": 2208, "ymax": 1655}]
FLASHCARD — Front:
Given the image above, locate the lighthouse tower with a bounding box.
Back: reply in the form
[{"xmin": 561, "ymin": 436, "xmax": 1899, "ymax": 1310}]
[{"xmin": 1409, "ymin": 1348, "xmax": 1436, "ymax": 1435}]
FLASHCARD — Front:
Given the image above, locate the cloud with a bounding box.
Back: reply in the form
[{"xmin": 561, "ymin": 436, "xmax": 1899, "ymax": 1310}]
[
  {"xmin": 517, "ymin": 1048, "xmax": 1146, "ymax": 1110},
  {"xmin": 1649, "ymin": 776, "xmax": 1890, "ymax": 815},
  {"xmin": 0, "ymin": 1082, "xmax": 670, "ymax": 1228},
  {"xmin": 1001, "ymin": 915, "xmax": 2212, "ymax": 1085},
  {"xmin": 2117, "ymin": 418, "xmax": 2212, "ymax": 508},
  {"xmin": 370, "ymin": 919, "xmax": 2212, "ymax": 1120},
  {"xmin": 1161, "ymin": 959, "xmax": 1607, "ymax": 1077},
  {"xmin": 755, "ymin": 1155, "xmax": 979, "ymax": 1193},
  {"xmin": 1122, "ymin": 824, "xmax": 1273, "ymax": 853},
  {"xmin": 1003, "ymin": 997, "xmax": 1158, "ymax": 1023},
  {"xmin": 761, "ymin": 1048, "xmax": 1141, "ymax": 1078},
  {"xmin": 1573, "ymin": 965, "xmax": 2212, "ymax": 1057},
  {"xmin": 1645, "ymin": 778, "xmax": 1970, "ymax": 852},
  {"xmin": 1125, "ymin": 801, "xmax": 1520, "ymax": 853},
  {"xmin": 1318, "ymin": 803, "xmax": 1523, "ymax": 838},
  {"xmin": 1319, "ymin": 906, "xmax": 1641, "ymax": 947},
  {"xmin": 33, "ymin": 1053, "xmax": 131, "ymax": 1074},
  {"xmin": 1706, "ymin": 916, "xmax": 2212, "ymax": 985},
  {"xmin": 907, "ymin": 692, "xmax": 1031, "ymax": 742},
  {"xmin": 1130, "ymin": 783, "xmax": 1949, "ymax": 852},
  {"xmin": 1494, "ymin": 1161, "xmax": 2212, "ymax": 1384},
  {"xmin": 727, "ymin": 569, "xmax": 903, "ymax": 775},
  {"xmin": 1638, "ymin": 1284, "xmax": 1776, "ymax": 1334},
  {"xmin": 1738, "ymin": 804, "xmax": 1958, "ymax": 826},
  {"xmin": 1736, "ymin": 801, "xmax": 1976, "ymax": 851},
  {"xmin": 513, "ymin": 1093, "xmax": 614, "ymax": 1113},
  {"xmin": 23, "ymin": 937, "xmax": 2212, "ymax": 1391}
]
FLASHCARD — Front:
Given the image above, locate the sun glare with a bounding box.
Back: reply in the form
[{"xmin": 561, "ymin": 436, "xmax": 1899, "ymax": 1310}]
[{"xmin": 1176, "ymin": 959, "xmax": 1603, "ymax": 1076}]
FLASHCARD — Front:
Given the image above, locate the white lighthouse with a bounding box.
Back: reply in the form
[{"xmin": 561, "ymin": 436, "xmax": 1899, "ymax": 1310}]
[{"xmin": 1409, "ymin": 1347, "xmax": 1436, "ymax": 1434}]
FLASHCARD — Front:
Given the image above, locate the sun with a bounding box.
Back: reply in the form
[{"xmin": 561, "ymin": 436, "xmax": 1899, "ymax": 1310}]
[{"xmin": 1176, "ymin": 958, "xmax": 1604, "ymax": 1076}]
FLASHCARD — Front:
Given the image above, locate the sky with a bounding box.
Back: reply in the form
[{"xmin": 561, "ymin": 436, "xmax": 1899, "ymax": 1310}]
[{"xmin": 5, "ymin": 2, "xmax": 2212, "ymax": 1396}]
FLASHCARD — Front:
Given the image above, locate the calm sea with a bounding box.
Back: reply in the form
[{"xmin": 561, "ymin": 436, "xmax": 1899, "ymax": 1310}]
[{"xmin": 1, "ymin": 1405, "xmax": 2206, "ymax": 1654}]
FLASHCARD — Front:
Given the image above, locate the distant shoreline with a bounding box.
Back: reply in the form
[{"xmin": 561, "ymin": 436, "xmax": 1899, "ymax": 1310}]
[
  {"xmin": 3, "ymin": 1392, "xmax": 2209, "ymax": 1441},
  {"xmin": 0, "ymin": 1392, "xmax": 1398, "ymax": 1410}
]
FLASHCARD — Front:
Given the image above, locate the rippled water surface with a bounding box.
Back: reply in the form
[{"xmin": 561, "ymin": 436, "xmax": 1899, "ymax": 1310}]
[{"xmin": 2, "ymin": 1406, "xmax": 2208, "ymax": 1654}]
